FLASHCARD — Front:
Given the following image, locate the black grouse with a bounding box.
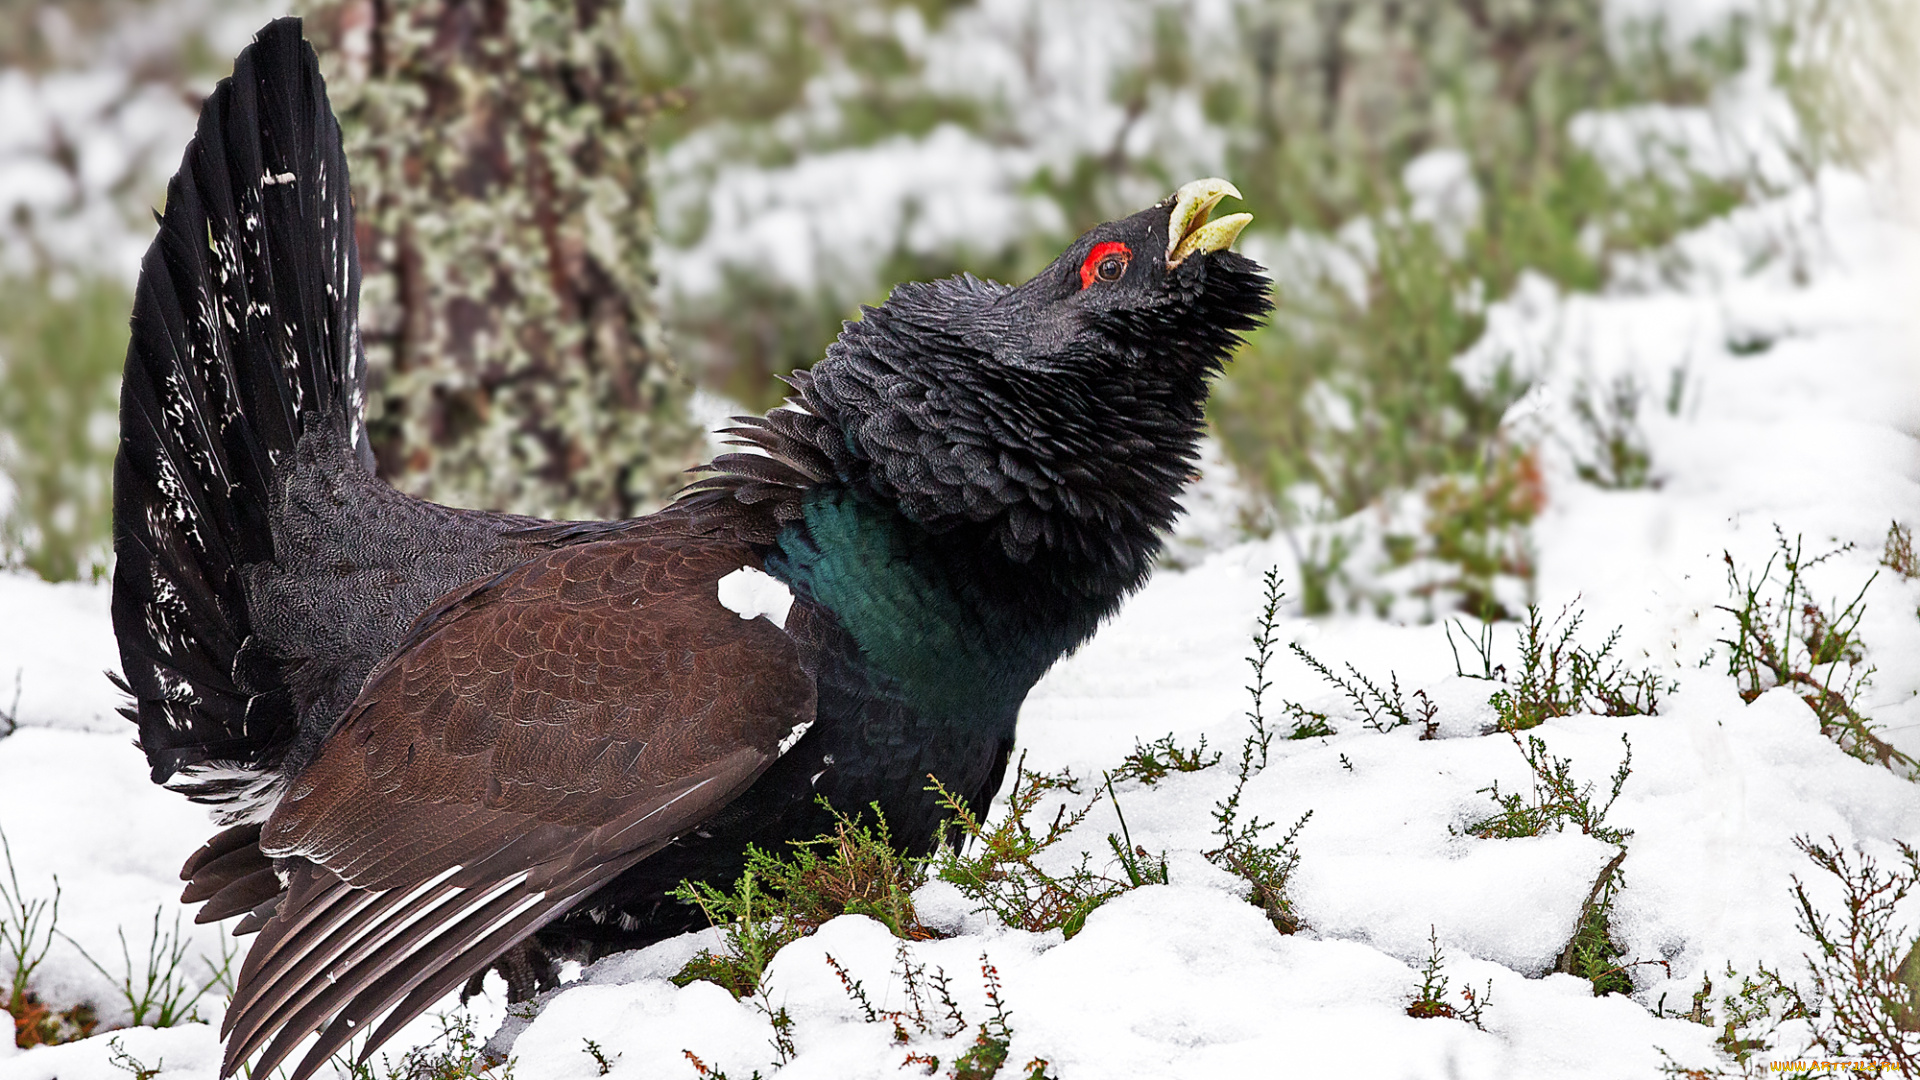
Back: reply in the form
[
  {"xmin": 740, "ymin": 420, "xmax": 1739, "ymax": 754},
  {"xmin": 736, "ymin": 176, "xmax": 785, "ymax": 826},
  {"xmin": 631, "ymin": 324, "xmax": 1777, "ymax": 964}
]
[{"xmin": 110, "ymin": 18, "xmax": 1271, "ymax": 1080}]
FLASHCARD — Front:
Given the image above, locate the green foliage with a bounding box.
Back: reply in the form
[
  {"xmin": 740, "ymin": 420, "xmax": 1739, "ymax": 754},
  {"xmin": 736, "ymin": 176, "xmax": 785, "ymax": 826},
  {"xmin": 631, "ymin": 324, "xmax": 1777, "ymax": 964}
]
[
  {"xmin": 1214, "ymin": 218, "xmax": 1521, "ymax": 523},
  {"xmin": 825, "ymin": 949, "xmax": 1054, "ymax": 1080},
  {"xmin": 1556, "ymin": 849, "xmax": 1634, "ymax": 997},
  {"xmin": 1108, "ymin": 733, "xmax": 1219, "ymax": 787},
  {"xmin": 1207, "ymin": 5, "xmax": 1764, "ymax": 614},
  {"xmin": 60, "ymin": 906, "xmax": 232, "ymax": 1029},
  {"xmin": 1405, "ymin": 926, "xmax": 1489, "ymax": 1028},
  {"xmin": 627, "ymin": 0, "xmax": 1017, "ymax": 408},
  {"xmin": 1242, "ymin": 568, "xmax": 1285, "ymax": 752},
  {"xmin": 1207, "ymin": 801, "xmax": 1311, "ymax": 938},
  {"xmin": 581, "ymin": 1039, "xmax": 618, "ymax": 1076},
  {"xmin": 672, "ymin": 800, "xmax": 933, "ymax": 998},
  {"xmin": 1451, "ymin": 605, "xmax": 1676, "ymax": 732},
  {"xmin": 1207, "ymin": 569, "xmax": 1310, "ymax": 933},
  {"xmin": 1283, "ymin": 702, "xmax": 1336, "ymax": 741},
  {"xmin": 1292, "ymin": 530, "xmax": 1357, "ymax": 618},
  {"xmin": 1462, "ymin": 730, "xmax": 1633, "ymax": 847},
  {"xmin": 1656, "ymin": 963, "xmax": 1800, "ymax": 1076},
  {"xmin": 1772, "ymin": 0, "xmax": 1920, "ymax": 175},
  {"xmin": 1881, "ymin": 521, "xmax": 1917, "ymax": 581},
  {"xmin": 1568, "ymin": 373, "xmax": 1655, "ymax": 491},
  {"xmin": 1210, "ymin": 3, "xmax": 1757, "ymax": 509},
  {"xmin": 0, "ymin": 273, "xmax": 129, "ymax": 582},
  {"xmin": 1100, "ymin": 776, "xmax": 1168, "ymax": 891},
  {"xmin": 1402, "ymin": 445, "xmax": 1547, "ymax": 621},
  {"xmin": 1717, "ymin": 528, "xmax": 1917, "ymax": 777},
  {"xmin": 0, "ymin": 826, "xmax": 91, "ymax": 1050},
  {"xmin": 930, "ymin": 761, "xmax": 1140, "ymax": 940},
  {"xmin": 1289, "ymin": 642, "xmax": 1412, "ymax": 734},
  {"xmin": 948, "ymin": 957, "xmax": 1034, "ymax": 1080},
  {"xmin": 346, "ymin": 1011, "xmax": 514, "ymax": 1080}
]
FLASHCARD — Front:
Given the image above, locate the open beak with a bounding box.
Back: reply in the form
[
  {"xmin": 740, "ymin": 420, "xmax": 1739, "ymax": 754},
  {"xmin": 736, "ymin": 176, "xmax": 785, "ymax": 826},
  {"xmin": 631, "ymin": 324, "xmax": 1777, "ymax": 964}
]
[{"xmin": 1166, "ymin": 178, "xmax": 1252, "ymax": 268}]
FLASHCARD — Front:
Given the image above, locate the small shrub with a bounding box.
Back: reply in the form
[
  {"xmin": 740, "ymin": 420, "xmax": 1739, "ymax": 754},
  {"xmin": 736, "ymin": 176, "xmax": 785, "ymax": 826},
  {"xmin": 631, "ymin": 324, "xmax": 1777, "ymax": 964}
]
[
  {"xmin": 1462, "ymin": 731, "xmax": 1633, "ymax": 847},
  {"xmin": 823, "ymin": 949, "xmax": 1055, "ymax": 1080},
  {"xmin": 1656, "ymin": 964, "xmax": 1799, "ymax": 1076},
  {"xmin": 1208, "ymin": 574, "xmax": 1311, "ymax": 933},
  {"xmin": 1292, "ymin": 529, "xmax": 1358, "ymax": 618},
  {"xmin": 1207, "ymin": 802, "xmax": 1311, "ymax": 937},
  {"xmin": 827, "ymin": 943, "xmax": 965, "ymax": 1044},
  {"xmin": 1, "ymin": 828, "xmax": 56, "ymax": 1011},
  {"xmin": 346, "ymin": 1011, "xmax": 513, "ymax": 1080},
  {"xmin": 682, "ymin": 1048, "xmax": 761, "ymax": 1080},
  {"xmin": 0, "ymin": 272, "xmax": 128, "ymax": 582},
  {"xmin": 673, "ymin": 800, "xmax": 933, "ymax": 998},
  {"xmin": 1108, "ymin": 734, "xmax": 1219, "ymax": 786},
  {"xmin": 1711, "ymin": 969, "xmax": 1792, "ymax": 1063},
  {"xmin": 671, "ymin": 871, "xmax": 796, "ymax": 1001},
  {"xmin": 1289, "ymin": 644, "xmax": 1412, "ymax": 733},
  {"xmin": 1882, "ymin": 521, "xmax": 1917, "ymax": 580},
  {"xmin": 1101, "ymin": 776, "xmax": 1168, "ymax": 890},
  {"xmin": 582, "ymin": 1039, "xmax": 618, "ymax": 1076},
  {"xmin": 1408, "ymin": 444, "xmax": 1547, "ymax": 622},
  {"xmin": 949, "ymin": 958, "xmax": 1053, "ymax": 1080},
  {"xmin": 106, "ymin": 1036, "xmax": 162, "ymax": 1080},
  {"xmin": 61, "ymin": 906, "xmax": 230, "ymax": 1029},
  {"xmin": 1762, "ymin": 836, "xmax": 1920, "ymax": 1071},
  {"xmin": 1462, "ymin": 605, "xmax": 1676, "ymax": 731},
  {"xmin": 0, "ymin": 670, "xmax": 20, "ymax": 740},
  {"xmin": 930, "ymin": 761, "xmax": 1137, "ymax": 940},
  {"xmin": 1283, "ymin": 702, "xmax": 1337, "ymax": 740},
  {"xmin": 1243, "ymin": 568, "xmax": 1285, "ymax": 755},
  {"xmin": 1568, "ymin": 373, "xmax": 1654, "ymax": 491},
  {"xmin": 1405, "ymin": 926, "xmax": 1490, "ymax": 1029},
  {"xmin": 0, "ymin": 827, "xmax": 91, "ymax": 1050},
  {"xmin": 1718, "ymin": 529, "xmax": 1916, "ymax": 776},
  {"xmin": 1556, "ymin": 849, "xmax": 1636, "ymax": 996}
]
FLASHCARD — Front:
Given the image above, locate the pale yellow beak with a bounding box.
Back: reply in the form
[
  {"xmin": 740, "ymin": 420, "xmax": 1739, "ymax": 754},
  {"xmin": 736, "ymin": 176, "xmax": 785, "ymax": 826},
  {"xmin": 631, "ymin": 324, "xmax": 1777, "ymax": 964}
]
[{"xmin": 1166, "ymin": 178, "xmax": 1252, "ymax": 268}]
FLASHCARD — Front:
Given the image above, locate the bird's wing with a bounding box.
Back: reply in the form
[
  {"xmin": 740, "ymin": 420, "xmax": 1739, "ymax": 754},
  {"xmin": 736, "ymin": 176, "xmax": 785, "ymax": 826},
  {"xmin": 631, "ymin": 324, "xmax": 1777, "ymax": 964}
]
[{"xmin": 218, "ymin": 531, "xmax": 813, "ymax": 1080}]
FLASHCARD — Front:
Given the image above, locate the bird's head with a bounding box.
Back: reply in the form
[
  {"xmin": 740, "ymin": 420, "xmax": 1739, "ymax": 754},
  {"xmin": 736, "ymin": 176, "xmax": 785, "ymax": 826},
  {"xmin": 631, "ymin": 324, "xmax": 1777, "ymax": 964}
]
[
  {"xmin": 703, "ymin": 180, "xmax": 1272, "ymax": 597},
  {"xmin": 963, "ymin": 177, "xmax": 1270, "ymax": 379}
]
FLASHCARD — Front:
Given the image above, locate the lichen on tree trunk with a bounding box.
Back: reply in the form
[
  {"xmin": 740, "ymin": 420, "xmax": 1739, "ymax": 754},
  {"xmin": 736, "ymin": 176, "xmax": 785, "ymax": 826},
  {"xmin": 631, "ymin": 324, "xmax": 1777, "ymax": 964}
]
[{"xmin": 297, "ymin": 0, "xmax": 700, "ymax": 520}]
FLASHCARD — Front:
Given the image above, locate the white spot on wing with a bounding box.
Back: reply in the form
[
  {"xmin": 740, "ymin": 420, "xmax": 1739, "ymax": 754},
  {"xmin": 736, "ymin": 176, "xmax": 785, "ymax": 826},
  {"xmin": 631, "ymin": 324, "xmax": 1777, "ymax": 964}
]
[
  {"xmin": 716, "ymin": 567, "xmax": 794, "ymax": 630},
  {"xmin": 777, "ymin": 721, "xmax": 813, "ymax": 756}
]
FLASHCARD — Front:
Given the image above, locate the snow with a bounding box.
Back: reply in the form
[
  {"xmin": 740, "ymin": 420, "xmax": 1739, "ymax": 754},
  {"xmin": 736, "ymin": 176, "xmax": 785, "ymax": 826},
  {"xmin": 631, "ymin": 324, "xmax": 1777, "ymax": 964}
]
[{"xmin": 6, "ymin": 4, "xmax": 1920, "ymax": 1077}]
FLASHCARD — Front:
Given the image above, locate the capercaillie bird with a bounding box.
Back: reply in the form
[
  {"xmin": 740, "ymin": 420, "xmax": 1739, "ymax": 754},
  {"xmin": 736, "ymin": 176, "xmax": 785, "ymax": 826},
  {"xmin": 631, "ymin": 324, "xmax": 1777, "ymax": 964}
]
[{"xmin": 110, "ymin": 17, "xmax": 1271, "ymax": 1080}]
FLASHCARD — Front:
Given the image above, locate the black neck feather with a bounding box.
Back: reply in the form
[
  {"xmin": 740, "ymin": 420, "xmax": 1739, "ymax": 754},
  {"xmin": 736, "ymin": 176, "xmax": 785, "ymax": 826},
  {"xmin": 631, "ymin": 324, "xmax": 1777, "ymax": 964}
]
[{"xmin": 676, "ymin": 254, "xmax": 1271, "ymax": 613}]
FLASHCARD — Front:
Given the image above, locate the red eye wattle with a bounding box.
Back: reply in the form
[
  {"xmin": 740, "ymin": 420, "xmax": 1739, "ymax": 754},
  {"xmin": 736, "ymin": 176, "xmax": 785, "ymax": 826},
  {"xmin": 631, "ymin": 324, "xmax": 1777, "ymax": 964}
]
[{"xmin": 1079, "ymin": 241, "xmax": 1132, "ymax": 289}]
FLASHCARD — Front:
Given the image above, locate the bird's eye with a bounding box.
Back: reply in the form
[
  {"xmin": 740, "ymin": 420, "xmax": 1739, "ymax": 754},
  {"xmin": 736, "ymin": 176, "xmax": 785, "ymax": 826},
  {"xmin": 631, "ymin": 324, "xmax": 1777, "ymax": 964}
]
[{"xmin": 1079, "ymin": 241, "xmax": 1132, "ymax": 289}]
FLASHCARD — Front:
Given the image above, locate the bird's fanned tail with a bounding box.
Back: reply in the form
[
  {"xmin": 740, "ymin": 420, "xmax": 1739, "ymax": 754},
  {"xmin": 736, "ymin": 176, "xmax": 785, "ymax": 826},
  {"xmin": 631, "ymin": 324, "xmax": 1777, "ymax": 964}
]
[{"xmin": 112, "ymin": 16, "xmax": 366, "ymax": 820}]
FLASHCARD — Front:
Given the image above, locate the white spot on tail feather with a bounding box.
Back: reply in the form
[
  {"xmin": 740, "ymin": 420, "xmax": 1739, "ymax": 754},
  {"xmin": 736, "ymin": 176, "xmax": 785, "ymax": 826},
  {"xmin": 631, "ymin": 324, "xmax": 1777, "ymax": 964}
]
[
  {"xmin": 262, "ymin": 171, "xmax": 296, "ymax": 186},
  {"xmin": 167, "ymin": 763, "xmax": 288, "ymax": 825},
  {"xmin": 716, "ymin": 567, "xmax": 793, "ymax": 630}
]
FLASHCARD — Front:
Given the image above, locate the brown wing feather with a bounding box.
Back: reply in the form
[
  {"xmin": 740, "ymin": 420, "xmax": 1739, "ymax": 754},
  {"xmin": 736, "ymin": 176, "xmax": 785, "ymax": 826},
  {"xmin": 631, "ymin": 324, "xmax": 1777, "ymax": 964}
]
[{"xmin": 216, "ymin": 532, "xmax": 814, "ymax": 1080}]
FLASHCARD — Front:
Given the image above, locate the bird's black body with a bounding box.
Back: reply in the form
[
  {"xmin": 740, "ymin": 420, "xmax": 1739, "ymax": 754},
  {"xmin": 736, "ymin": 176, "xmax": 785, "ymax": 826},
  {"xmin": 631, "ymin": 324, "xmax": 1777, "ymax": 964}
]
[{"xmin": 110, "ymin": 18, "xmax": 1270, "ymax": 1080}]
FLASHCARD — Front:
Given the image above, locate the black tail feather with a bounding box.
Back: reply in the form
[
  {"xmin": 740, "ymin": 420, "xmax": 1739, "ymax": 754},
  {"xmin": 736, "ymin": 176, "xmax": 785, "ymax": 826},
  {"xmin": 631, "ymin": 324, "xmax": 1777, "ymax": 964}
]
[{"xmin": 112, "ymin": 17, "xmax": 366, "ymax": 811}]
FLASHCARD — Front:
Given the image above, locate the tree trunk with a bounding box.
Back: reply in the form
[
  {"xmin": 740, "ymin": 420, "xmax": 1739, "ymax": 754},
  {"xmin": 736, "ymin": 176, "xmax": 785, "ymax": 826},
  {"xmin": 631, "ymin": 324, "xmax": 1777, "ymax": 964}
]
[{"xmin": 298, "ymin": 0, "xmax": 700, "ymax": 520}]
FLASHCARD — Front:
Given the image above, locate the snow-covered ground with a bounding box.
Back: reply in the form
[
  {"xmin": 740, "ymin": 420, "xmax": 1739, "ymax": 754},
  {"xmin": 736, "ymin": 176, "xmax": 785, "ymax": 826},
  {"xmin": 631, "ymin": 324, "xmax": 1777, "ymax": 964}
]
[{"xmin": 1, "ymin": 157, "xmax": 1917, "ymax": 1079}]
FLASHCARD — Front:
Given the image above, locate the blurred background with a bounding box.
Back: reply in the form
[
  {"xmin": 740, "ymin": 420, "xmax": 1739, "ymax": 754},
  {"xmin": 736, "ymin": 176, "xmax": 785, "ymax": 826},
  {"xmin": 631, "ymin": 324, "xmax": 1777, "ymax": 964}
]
[{"xmin": 0, "ymin": 0, "xmax": 1909, "ymax": 617}]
